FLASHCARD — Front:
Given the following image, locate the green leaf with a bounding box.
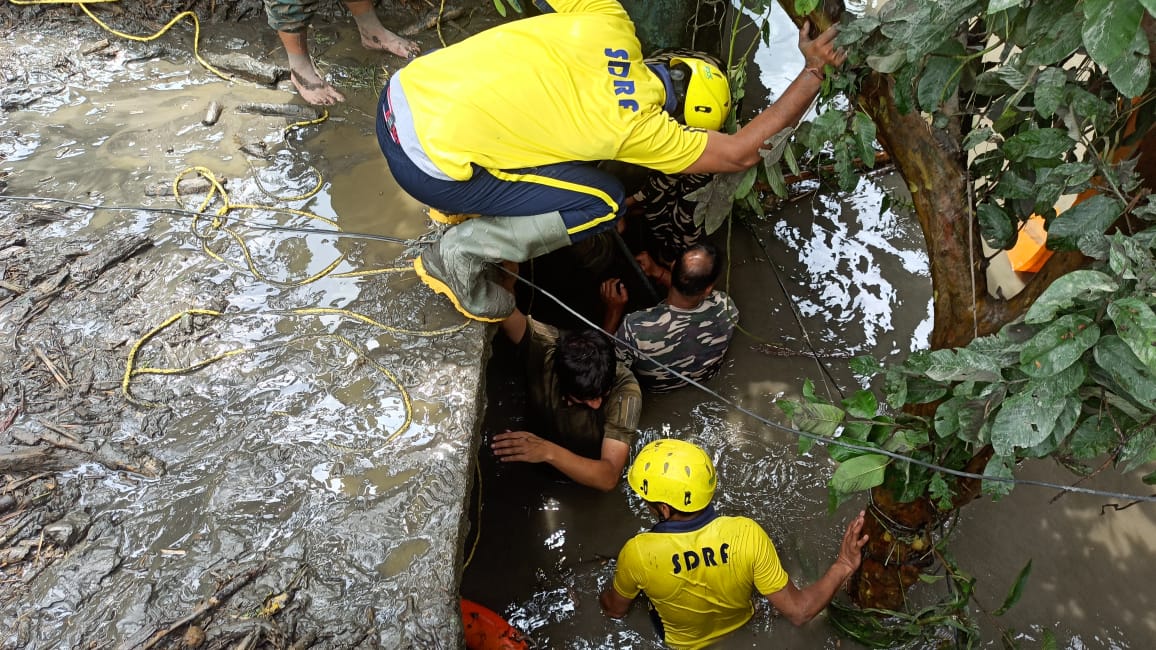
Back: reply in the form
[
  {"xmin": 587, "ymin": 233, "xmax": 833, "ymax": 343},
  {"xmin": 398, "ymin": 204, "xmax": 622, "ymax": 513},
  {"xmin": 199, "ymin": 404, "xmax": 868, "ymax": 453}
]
[
  {"xmin": 793, "ymin": 0, "xmax": 820, "ymax": 14},
  {"xmin": 987, "ymin": 0, "xmax": 1022, "ymax": 13},
  {"xmin": 1094, "ymin": 335, "xmax": 1156, "ymax": 407},
  {"xmin": 1042, "ymin": 629, "xmax": 1059, "ymax": 650},
  {"xmin": 687, "ymin": 172, "xmax": 741, "ymax": 234},
  {"xmin": 1002, "ymin": 128, "xmax": 1074, "ymax": 162},
  {"xmin": 962, "ymin": 126, "xmax": 994, "ymax": 151},
  {"xmin": 849, "ymin": 355, "xmax": 883, "ymax": 377},
  {"xmin": 786, "ymin": 402, "xmax": 846, "ymax": 437},
  {"xmin": 806, "ymin": 109, "xmax": 847, "ymax": 152},
  {"xmin": 917, "ymin": 51, "xmax": 963, "ymax": 112},
  {"xmin": 1047, "ymin": 195, "xmax": 1125, "ymax": 251},
  {"xmin": 982, "ymin": 455, "xmax": 1015, "ymax": 498},
  {"xmin": 1024, "ymin": 270, "xmax": 1118, "ymax": 324},
  {"xmin": 1144, "ymin": 470, "xmax": 1156, "ymax": 485},
  {"xmin": 764, "ymin": 158, "xmax": 787, "ymax": 198},
  {"xmin": 1018, "ymin": 314, "xmax": 1099, "ymax": 378},
  {"xmin": 1033, "ymin": 67, "xmax": 1067, "ymax": 118},
  {"xmin": 867, "ymin": 50, "xmax": 909, "ymax": 74},
  {"xmin": 993, "ymin": 559, "xmax": 1033, "ymax": 615},
  {"xmin": 977, "ymin": 202, "xmax": 1017, "ymax": 249},
  {"xmin": 831, "ymin": 454, "xmax": 890, "ymax": 493},
  {"xmin": 842, "ymin": 390, "xmax": 878, "ymax": 419},
  {"xmin": 1107, "ymin": 298, "xmax": 1156, "ymax": 370},
  {"xmin": 1069, "ymin": 412, "xmax": 1118, "ymax": 459},
  {"xmin": 1119, "ymin": 427, "xmax": 1156, "ymax": 473},
  {"xmin": 851, "ymin": 112, "xmax": 877, "ymax": 167},
  {"xmin": 1104, "ymin": 26, "xmax": 1151, "ymax": 98},
  {"xmin": 990, "ymin": 367, "xmax": 1084, "ymax": 455},
  {"xmin": 1081, "ymin": 0, "xmax": 1145, "ymax": 70},
  {"xmin": 1022, "ymin": 10, "xmax": 1083, "ymax": 66},
  {"xmin": 925, "ymin": 348, "xmax": 1004, "ymax": 382},
  {"xmin": 732, "ymin": 166, "xmax": 757, "ymax": 201},
  {"xmin": 929, "ymin": 472, "xmax": 953, "ymax": 510}
]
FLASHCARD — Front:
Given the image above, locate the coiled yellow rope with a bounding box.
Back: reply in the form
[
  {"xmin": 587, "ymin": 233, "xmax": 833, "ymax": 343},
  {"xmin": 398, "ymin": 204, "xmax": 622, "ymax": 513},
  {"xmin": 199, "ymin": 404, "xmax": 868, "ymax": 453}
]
[{"xmin": 11, "ymin": 0, "xmax": 232, "ymax": 81}]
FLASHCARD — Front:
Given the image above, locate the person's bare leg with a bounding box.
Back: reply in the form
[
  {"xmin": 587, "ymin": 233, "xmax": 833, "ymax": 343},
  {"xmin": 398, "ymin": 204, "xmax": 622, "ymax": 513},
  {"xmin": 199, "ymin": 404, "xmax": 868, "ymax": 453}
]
[
  {"xmin": 346, "ymin": 0, "xmax": 420, "ymax": 59},
  {"xmin": 278, "ymin": 30, "xmax": 345, "ymax": 105}
]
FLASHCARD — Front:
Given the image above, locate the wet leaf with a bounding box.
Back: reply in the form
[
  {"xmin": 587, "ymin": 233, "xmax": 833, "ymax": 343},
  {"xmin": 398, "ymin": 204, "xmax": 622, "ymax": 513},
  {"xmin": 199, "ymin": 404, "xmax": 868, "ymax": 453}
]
[
  {"xmin": 1144, "ymin": 470, "xmax": 1156, "ymax": 485},
  {"xmin": 990, "ymin": 366, "xmax": 1085, "ymax": 455},
  {"xmin": 1081, "ymin": 0, "xmax": 1145, "ymax": 70},
  {"xmin": 831, "ymin": 454, "xmax": 890, "ymax": 493},
  {"xmin": 1107, "ymin": 298, "xmax": 1156, "ymax": 370},
  {"xmin": 905, "ymin": 377, "xmax": 949, "ymax": 404},
  {"xmin": 1047, "ymin": 195, "xmax": 1124, "ymax": 251},
  {"xmin": 1022, "ymin": 10, "xmax": 1083, "ymax": 66},
  {"xmin": 849, "ymin": 355, "xmax": 883, "ymax": 377},
  {"xmin": 993, "ymin": 559, "xmax": 1032, "ymax": 615},
  {"xmin": 925, "ymin": 348, "xmax": 1004, "ymax": 383},
  {"xmin": 929, "ymin": 472, "xmax": 953, "ymax": 510},
  {"xmin": 1068, "ymin": 412, "xmax": 1119, "ymax": 459},
  {"xmin": 851, "ymin": 112, "xmax": 877, "ymax": 167},
  {"xmin": 981, "ymin": 455, "xmax": 1015, "ymax": 499},
  {"xmin": 917, "ymin": 47, "xmax": 963, "ymax": 112},
  {"xmin": 1024, "ymin": 270, "xmax": 1118, "ymax": 324},
  {"xmin": 842, "ymin": 390, "xmax": 878, "ymax": 419},
  {"xmin": 977, "ymin": 202, "xmax": 1016, "ymax": 249},
  {"xmin": 1104, "ymin": 27, "xmax": 1151, "ymax": 98},
  {"xmin": 1033, "ymin": 67, "xmax": 1066, "ymax": 118},
  {"xmin": 1093, "ymin": 336, "xmax": 1156, "ymax": 407},
  {"xmin": 1018, "ymin": 314, "xmax": 1099, "ymax": 378},
  {"xmin": 787, "ymin": 402, "xmax": 846, "ymax": 438},
  {"xmin": 1118, "ymin": 426, "xmax": 1156, "ymax": 474},
  {"xmin": 1002, "ymin": 128, "xmax": 1074, "ymax": 162},
  {"xmin": 687, "ymin": 172, "xmax": 741, "ymax": 233}
]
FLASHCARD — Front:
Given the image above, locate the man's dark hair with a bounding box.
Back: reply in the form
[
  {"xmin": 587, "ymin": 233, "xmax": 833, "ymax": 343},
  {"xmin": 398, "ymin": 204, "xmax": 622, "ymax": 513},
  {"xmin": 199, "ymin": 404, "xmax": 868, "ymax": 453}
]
[
  {"xmin": 671, "ymin": 242, "xmax": 721, "ymax": 297},
  {"xmin": 554, "ymin": 329, "xmax": 615, "ymax": 401}
]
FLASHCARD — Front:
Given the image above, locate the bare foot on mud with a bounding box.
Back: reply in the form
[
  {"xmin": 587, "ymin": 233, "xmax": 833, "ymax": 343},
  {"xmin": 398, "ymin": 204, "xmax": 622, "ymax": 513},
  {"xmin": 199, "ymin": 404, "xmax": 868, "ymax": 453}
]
[
  {"xmin": 290, "ymin": 65, "xmax": 345, "ymax": 106},
  {"xmin": 359, "ymin": 25, "xmax": 421, "ymax": 59}
]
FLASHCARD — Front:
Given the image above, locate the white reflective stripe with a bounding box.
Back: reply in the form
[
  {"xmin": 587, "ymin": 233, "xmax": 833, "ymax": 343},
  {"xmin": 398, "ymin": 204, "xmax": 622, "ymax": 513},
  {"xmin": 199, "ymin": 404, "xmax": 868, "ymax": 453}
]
[{"xmin": 389, "ymin": 78, "xmax": 454, "ymax": 181}]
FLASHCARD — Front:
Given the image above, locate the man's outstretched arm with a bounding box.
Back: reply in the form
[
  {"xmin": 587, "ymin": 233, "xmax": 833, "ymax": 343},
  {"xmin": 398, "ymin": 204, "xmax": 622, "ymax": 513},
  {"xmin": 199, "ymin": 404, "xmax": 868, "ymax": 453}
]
[
  {"xmin": 491, "ymin": 434, "xmax": 630, "ymax": 492},
  {"xmin": 765, "ymin": 510, "xmax": 869, "ymax": 626}
]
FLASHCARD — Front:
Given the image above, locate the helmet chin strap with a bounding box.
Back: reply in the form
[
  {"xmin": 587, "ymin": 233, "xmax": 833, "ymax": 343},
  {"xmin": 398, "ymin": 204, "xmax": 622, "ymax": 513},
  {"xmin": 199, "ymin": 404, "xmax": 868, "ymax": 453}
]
[{"xmin": 645, "ymin": 63, "xmax": 679, "ymax": 116}]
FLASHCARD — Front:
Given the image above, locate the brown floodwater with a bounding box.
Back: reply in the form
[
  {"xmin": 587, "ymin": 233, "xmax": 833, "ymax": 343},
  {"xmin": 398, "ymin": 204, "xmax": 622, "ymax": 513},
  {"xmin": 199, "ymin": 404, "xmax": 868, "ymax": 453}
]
[{"xmin": 2, "ymin": 8, "xmax": 1153, "ymax": 650}]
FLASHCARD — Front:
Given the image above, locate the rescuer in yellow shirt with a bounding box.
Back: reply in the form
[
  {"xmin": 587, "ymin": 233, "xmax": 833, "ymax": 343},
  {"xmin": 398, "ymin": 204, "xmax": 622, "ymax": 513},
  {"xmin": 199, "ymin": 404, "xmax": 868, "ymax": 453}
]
[
  {"xmin": 600, "ymin": 439, "xmax": 869, "ymax": 648},
  {"xmin": 375, "ymin": 0, "xmax": 844, "ymax": 321}
]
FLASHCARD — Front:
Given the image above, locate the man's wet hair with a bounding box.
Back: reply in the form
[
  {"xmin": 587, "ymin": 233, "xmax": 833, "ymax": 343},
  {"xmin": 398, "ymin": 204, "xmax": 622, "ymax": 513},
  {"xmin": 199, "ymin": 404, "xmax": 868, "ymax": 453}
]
[
  {"xmin": 555, "ymin": 329, "xmax": 615, "ymax": 402},
  {"xmin": 671, "ymin": 242, "xmax": 721, "ymax": 297}
]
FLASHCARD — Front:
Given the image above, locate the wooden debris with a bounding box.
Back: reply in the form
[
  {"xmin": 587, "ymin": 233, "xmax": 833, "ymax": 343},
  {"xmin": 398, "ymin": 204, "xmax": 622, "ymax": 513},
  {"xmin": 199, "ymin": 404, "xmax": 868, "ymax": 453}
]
[
  {"xmin": 401, "ymin": 5, "xmax": 467, "ymax": 36},
  {"xmin": 127, "ymin": 563, "xmax": 267, "ymax": 650},
  {"xmin": 81, "ymin": 39, "xmax": 111, "ymax": 56},
  {"xmin": 200, "ymin": 52, "xmax": 285, "ymax": 86},
  {"xmin": 234, "ymin": 103, "xmax": 323, "ymax": 121},
  {"xmin": 202, "ymin": 100, "xmax": 223, "ymax": 127},
  {"xmin": 32, "ymin": 347, "xmax": 69, "ymax": 388},
  {"xmin": 69, "ymin": 233, "xmax": 152, "ymax": 287}
]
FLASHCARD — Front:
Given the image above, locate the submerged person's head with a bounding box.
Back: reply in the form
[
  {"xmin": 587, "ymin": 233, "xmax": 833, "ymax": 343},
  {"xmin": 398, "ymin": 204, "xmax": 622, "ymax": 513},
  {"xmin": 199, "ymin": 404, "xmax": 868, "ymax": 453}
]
[
  {"xmin": 555, "ymin": 329, "xmax": 615, "ymax": 406},
  {"xmin": 671, "ymin": 242, "xmax": 721, "ymax": 298},
  {"xmin": 645, "ymin": 50, "xmax": 732, "ymax": 131}
]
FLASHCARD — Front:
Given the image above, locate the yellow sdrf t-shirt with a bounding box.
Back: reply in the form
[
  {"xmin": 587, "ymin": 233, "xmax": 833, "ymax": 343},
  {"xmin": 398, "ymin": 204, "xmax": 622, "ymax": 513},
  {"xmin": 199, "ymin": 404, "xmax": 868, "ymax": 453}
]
[
  {"xmin": 612, "ymin": 514, "xmax": 790, "ymax": 650},
  {"xmin": 393, "ymin": 0, "xmax": 708, "ymax": 180}
]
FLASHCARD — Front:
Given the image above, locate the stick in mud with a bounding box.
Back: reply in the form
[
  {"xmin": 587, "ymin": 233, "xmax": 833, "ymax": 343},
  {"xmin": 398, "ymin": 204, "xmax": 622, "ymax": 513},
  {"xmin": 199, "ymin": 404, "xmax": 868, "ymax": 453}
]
[{"xmin": 127, "ymin": 563, "xmax": 267, "ymax": 650}]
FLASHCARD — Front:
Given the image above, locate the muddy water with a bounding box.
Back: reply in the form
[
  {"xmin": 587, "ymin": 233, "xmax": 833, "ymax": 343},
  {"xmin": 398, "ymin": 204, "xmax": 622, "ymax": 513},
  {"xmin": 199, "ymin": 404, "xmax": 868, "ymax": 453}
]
[
  {"xmin": 2, "ymin": 14, "xmax": 483, "ymax": 648},
  {"xmin": 3, "ymin": 9, "xmax": 1154, "ymax": 650}
]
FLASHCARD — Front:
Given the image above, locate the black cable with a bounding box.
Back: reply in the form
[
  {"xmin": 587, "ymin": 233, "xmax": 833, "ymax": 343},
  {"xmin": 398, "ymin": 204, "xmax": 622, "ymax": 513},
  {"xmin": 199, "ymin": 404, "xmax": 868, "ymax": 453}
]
[
  {"xmin": 8, "ymin": 194, "xmax": 1153, "ymax": 503},
  {"xmin": 0, "ymin": 195, "xmax": 413, "ymax": 245},
  {"xmin": 501, "ymin": 267, "xmax": 1156, "ymax": 505}
]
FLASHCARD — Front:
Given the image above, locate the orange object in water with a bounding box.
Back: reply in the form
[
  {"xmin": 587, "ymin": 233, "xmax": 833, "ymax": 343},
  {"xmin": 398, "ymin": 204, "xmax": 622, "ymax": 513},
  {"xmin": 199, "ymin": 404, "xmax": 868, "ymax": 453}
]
[
  {"xmin": 461, "ymin": 598, "xmax": 528, "ymax": 650},
  {"xmin": 1007, "ymin": 214, "xmax": 1053, "ymax": 273}
]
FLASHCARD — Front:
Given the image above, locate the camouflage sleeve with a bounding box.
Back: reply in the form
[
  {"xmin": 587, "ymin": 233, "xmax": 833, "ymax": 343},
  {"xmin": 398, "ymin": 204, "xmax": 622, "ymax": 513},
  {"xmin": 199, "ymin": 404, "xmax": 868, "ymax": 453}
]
[{"xmin": 264, "ymin": 0, "xmax": 321, "ymax": 33}]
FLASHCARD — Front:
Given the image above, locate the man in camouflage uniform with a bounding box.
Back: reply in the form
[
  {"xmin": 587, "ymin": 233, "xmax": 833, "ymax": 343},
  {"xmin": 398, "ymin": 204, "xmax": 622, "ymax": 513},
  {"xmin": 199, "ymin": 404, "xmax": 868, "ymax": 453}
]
[
  {"xmin": 264, "ymin": 0, "xmax": 418, "ymax": 105},
  {"xmin": 600, "ymin": 242, "xmax": 738, "ymax": 392}
]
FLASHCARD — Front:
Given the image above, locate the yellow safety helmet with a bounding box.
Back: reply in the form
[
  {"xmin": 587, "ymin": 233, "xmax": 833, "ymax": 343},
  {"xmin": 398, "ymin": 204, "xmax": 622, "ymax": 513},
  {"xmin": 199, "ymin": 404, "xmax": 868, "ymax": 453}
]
[
  {"xmin": 645, "ymin": 50, "xmax": 732, "ymax": 131},
  {"xmin": 627, "ymin": 439, "xmax": 717, "ymax": 511}
]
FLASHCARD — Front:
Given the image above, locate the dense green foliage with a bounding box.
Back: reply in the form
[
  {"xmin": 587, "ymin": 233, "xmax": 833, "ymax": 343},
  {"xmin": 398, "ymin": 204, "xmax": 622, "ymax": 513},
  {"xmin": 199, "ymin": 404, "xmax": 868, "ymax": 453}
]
[{"xmin": 724, "ymin": 1, "xmax": 1156, "ymax": 507}]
